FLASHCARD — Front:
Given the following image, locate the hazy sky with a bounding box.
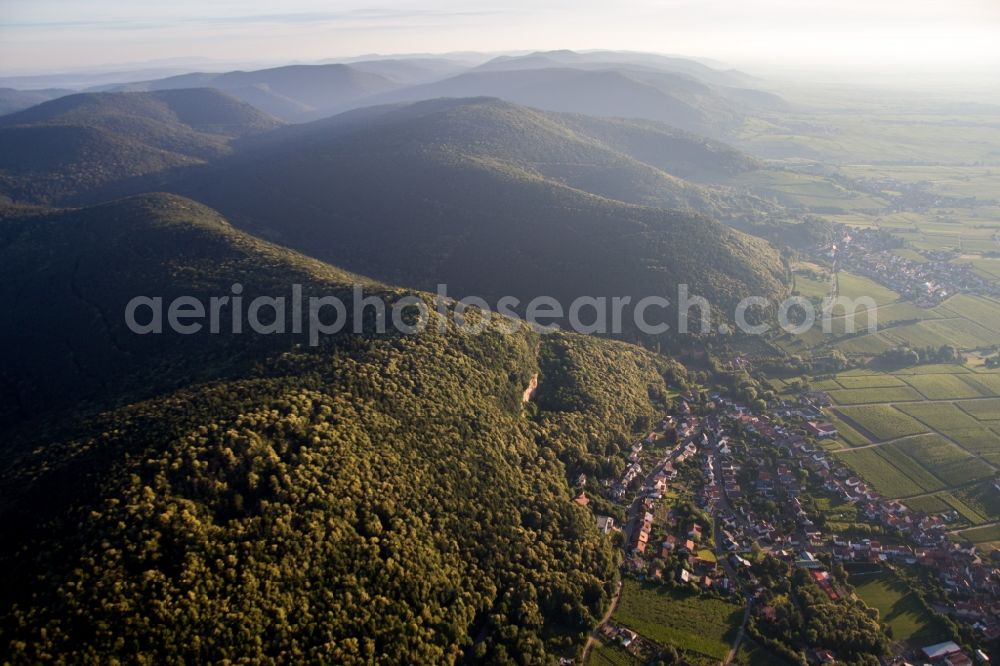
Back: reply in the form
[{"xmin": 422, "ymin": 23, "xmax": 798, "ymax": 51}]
[{"xmin": 2, "ymin": 0, "xmax": 1000, "ymax": 75}]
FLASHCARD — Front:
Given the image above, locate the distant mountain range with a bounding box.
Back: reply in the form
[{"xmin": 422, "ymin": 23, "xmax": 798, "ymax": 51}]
[
  {"xmin": 105, "ymin": 63, "xmax": 400, "ymax": 121},
  {"xmin": 0, "ymin": 50, "xmax": 787, "ymax": 133},
  {"xmin": 473, "ymin": 49, "xmax": 755, "ymax": 86}
]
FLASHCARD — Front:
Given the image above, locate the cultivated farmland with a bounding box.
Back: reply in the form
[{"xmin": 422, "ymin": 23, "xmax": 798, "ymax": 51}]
[
  {"xmin": 901, "ymin": 374, "xmax": 985, "ymax": 400},
  {"xmin": 786, "ymin": 366, "xmax": 1000, "ymax": 522},
  {"xmin": 834, "ymin": 448, "xmax": 925, "ymax": 498},
  {"xmin": 957, "ymin": 398, "xmax": 1000, "ymax": 422},
  {"xmin": 834, "ymin": 405, "xmax": 928, "ymax": 441},
  {"xmin": 828, "ymin": 386, "xmax": 924, "ymax": 405}
]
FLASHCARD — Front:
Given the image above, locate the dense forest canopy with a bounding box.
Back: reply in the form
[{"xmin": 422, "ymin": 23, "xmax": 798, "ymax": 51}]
[
  {"xmin": 0, "ymin": 194, "xmax": 685, "ymax": 663},
  {"xmin": 0, "ymin": 94, "xmax": 789, "ymax": 333}
]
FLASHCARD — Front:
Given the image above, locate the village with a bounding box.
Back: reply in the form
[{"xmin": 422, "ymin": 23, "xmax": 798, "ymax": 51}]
[
  {"xmin": 580, "ymin": 387, "xmax": 1000, "ymax": 666},
  {"xmin": 819, "ymin": 226, "xmax": 1000, "ymax": 307}
]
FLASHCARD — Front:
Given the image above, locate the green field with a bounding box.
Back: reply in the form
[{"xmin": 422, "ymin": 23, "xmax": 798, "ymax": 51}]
[
  {"xmin": 903, "ymin": 489, "xmax": 987, "ymax": 525},
  {"xmin": 809, "ymin": 377, "xmax": 845, "ymax": 392},
  {"xmin": 831, "ymin": 374, "xmax": 1000, "ymax": 504},
  {"xmin": 943, "ymin": 428, "xmax": 1000, "ymax": 457},
  {"xmin": 903, "ymin": 494, "xmax": 951, "ymax": 515},
  {"xmin": 953, "ymin": 482, "xmax": 1000, "ymax": 523},
  {"xmin": 728, "ymin": 170, "xmax": 888, "ymax": 211},
  {"xmin": 869, "ymin": 302, "xmax": 943, "ymax": 326},
  {"xmin": 827, "ymin": 413, "xmax": 874, "ymax": 448},
  {"xmin": 918, "ymin": 319, "xmax": 998, "ymax": 350},
  {"xmin": 793, "ymin": 287, "xmax": 1000, "ymax": 358},
  {"xmin": 828, "ymin": 386, "xmax": 923, "ymax": 405},
  {"xmin": 900, "ymin": 374, "xmax": 985, "ymax": 400},
  {"xmin": 793, "ymin": 272, "xmax": 831, "ymax": 301},
  {"xmin": 892, "ymin": 402, "xmax": 1000, "ymax": 457},
  {"xmin": 612, "ymin": 580, "xmax": 741, "ymax": 660},
  {"xmin": 835, "ymin": 272, "xmax": 901, "ymax": 308},
  {"xmin": 849, "ymin": 570, "xmax": 949, "ymax": 645},
  {"xmin": 880, "ymin": 319, "xmax": 997, "ymax": 351},
  {"xmin": 890, "ymin": 365, "xmax": 972, "ymax": 375},
  {"xmin": 896, "ymin": 402, "xmax": 984, "ymax": 434},
  {"xmin": 836, "ymin": 375, "xmax": 906, "ymax": 390},
  {"xmin": 956, "ymin": 522, "xmax": 1000, "ymax": 545},
  {"xmin": 835, "ymin": 448, "xmax": 925, "ymax": 498},
  {"xmin": 960, "ymin": 373, "xmax": 1000, "ymax": 397},
  {"xmin": 936, "ymin": 295, "xmax": 1000, "ymax": 333},
  {"xmin": 879, "ymin": 438, "xmax": 950, "ymax": 492},
  {"xmin": 942, "ymin": 493, "xmax": 989, "ymax": 525},
  {"xmin": 838, "ymin": 432, "xmax": 993, "ymax": 500},
  {"xmin": 957, "ymin": 398, "xmax": 1000, "ymax": 422},
  {"xmin": 839, "ymin": 166, "xmax": 1000, "ymax": 200},
  {"xmin": 892, "ymin": 434, "xmax": 967, "ymax": 470},
  {"xmin": 937, "ymin": 458, "xmax": 995, "ymax": 486},
  {"xmin": 962, "ymin": 258, "xmax": 1000, "ymax": 281},
  {"xmin": 834, "ymin": 334, "xmax": 897, "ymax": 355},
  {"xmin": 742, "ymin": 112, "xmax": 1000, "ymax": 164},
  {"xmin": 834, "ymin": 405, "xmax": 928, "ymax": 441}
]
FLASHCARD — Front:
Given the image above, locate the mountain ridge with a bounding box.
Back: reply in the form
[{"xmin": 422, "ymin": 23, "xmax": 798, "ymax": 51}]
[
  {"xmin": 154, "ymin": 97, "xmax": 788, "ymax": 323},
  {"xmin": 0, "ymin": 192, "xmax": 685, "ymax": 663},
  {"xmin": 0, "ymin": 89, "xmax": 281, "ymax": 204}
]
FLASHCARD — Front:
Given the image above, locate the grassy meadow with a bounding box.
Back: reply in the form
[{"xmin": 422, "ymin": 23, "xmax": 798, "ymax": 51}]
[
  {"xmin": 848, "ymin": 569, "xmax": 949, "ymax": 646},
  {"xmin": 611, "ymin": 580, "xmax": 741, "ymax": 661}
]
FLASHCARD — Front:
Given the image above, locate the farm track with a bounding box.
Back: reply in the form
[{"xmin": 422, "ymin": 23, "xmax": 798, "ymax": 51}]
[
  {"xmin": 836, "ymin": 432, "xmax": 930, "ymax": 451},
  {"xmin": 893, "ymin": 478, "xmax": 983, "ymax": 501},
  {"xmin": 947, "ymin": 518, "xmax": 1000, "ymax": 535},
  {"xmin": 828, "ymin": 398, "xmax": 999, "ymax": 513},
  {"xmin": 833, "ymin": 395, "xmax": 993, "ymax": 408},
  {"xmin": 581, "ymin": 579, "xmax": 622, "ymax": 664},
  {"xmin": 851, "ymin": 401, "xmax": 1000, "ymax": 473}
]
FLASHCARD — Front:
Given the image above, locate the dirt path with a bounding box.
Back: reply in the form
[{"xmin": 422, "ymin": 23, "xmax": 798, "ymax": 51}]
[
  {"xmin": 879, "ymin": 402, "xmax": 1000, "ymax": 474},
  {"xmin": 723, "ymin": 603, "xmax": 752, "ymax": 666},
  {"xmin": 713, "ymin": 496, "xmax": 752, "ymax": 666},
  {"xmin": 838, "ymin": 432, "xmax": 932, "ymax": 451},
  {"xmin": 580, "ymin": 579, "xmax": 622, "ymax": 664},
  {"xmin": 895, "ymin": 478, "xmax": 983, "ymax": 501},
  {"xmin": 827, "ymin": 398, "xmax": 999, "ymax": 511},
  {"xmin": 831, "ymin": 402, "xmax": 999, "ymax": 470},
  {"xmin": 829, "ymin": 407, "xmax": 883, "ymax": 443},
  {"xmin": 947, "ymin": 518, "xmax": 1000, "ymax": 535}
]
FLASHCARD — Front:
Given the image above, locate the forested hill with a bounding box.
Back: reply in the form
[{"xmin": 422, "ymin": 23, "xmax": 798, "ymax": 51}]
[
  {"xmin": 0, "ymin": 193, "xmax": 362, "ymax": 426},
  {"xmin": 264, "ymin": 96, "xmax": 762, "ymax": 200},
  {"xmin": 0, "ymin": 94, "xmax": 788, "ymax": 328},
  {"xmin": 166, "ymin": 97, "xmax": 788, "ymax": 321},
  {"xmin": 0, "ymin": 193, "xmax": 686, "ymax": 663},
  {"xmin": 0, "ymin": 89, "xmax": 281, "ymax": 205}
]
